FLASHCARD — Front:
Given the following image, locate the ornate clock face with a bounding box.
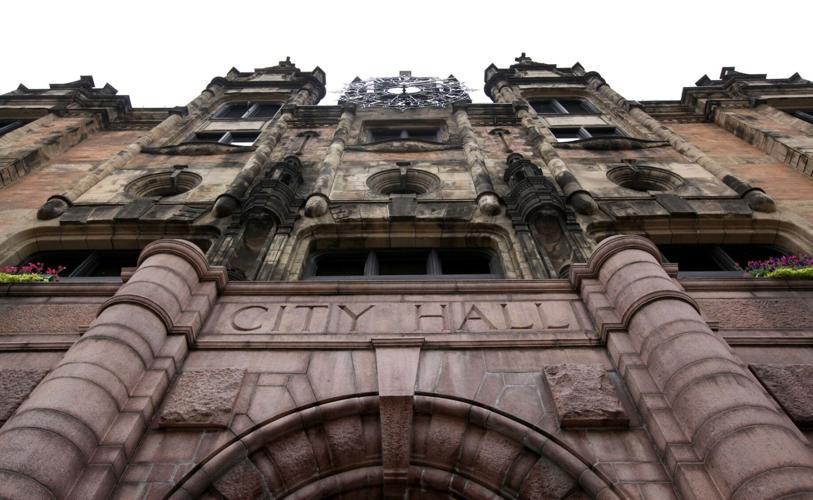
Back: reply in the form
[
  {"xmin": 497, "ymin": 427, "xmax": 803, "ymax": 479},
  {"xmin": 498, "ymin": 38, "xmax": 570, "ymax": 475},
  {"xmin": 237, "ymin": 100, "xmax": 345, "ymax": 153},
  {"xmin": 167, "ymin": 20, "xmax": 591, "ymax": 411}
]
[{"xmin": 340, "ymin": 72, "xmax": 471, "ymax": 111}]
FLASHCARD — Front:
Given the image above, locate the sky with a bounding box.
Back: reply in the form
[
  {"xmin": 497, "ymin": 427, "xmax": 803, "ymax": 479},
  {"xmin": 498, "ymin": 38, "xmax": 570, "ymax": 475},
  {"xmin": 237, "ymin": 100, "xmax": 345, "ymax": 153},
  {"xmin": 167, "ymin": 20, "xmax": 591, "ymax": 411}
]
[{"xmin": 3, "ymin": 0, "xmax": 810, "ymax": 108}]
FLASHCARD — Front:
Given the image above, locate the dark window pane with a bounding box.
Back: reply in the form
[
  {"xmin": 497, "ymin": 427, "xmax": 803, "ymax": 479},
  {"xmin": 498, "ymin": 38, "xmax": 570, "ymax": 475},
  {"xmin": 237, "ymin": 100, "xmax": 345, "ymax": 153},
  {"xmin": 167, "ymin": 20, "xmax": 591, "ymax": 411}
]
[
  {"xmin": 406, "ymin": 129, "xmax": 439, "ymax": 141},
  {"xmin": 377, "ymin": 250, "xmax": 429, "ymax": 275},
  {"xmin": 659, "ymin": 245, "xmax": 726, "ymax": 271},
  {"xmin": 89, "ymin": 251, "xmax": 141, "ymax": 277},
  {"xmin": 252, "ymin": 104, "xmax": 280, "ymax": 119},
  {"xmin": 438, "ymin": 250, "xmax": 492, "ymax": 275},
  {"xmin": 314, "ymin": 252, "xmax": 367, "ymax": 276},
  {"xmin": 369, "ymin": 129, "xmax": 404, "ymax": 141},
  {"xmin": 558, "ymin": 99, "xmax": 593, "ymax": 114},
  {"xmin": 228, "ymin": 132, "xmax": 259, "ymax": 146},
  {"xmin": 720, "ymin": 245, "xmax": 788, "ymax": 269},
  {"xmin": 20, "ymin": 250, "xmax": 139, "ymax": 277},
  {"xmin": 20, "ymin": 251, "xmax": 91, "ymax": 277},
  {"xmin": 550, "ymin": 128, "xmax": 582, "ymax": 141},
  {"xmin": 584, "ymin": 127, "xmax": 621, "ymax": 138},
  {"xmin": 530, "ymin": 100, "xmax": 560, "ymax": 114},
  {"xmin": 0, "ymin": 120, "xmax": 24, "ymax": 137},
  {"xmin": 216, "ymin": 103, "xmax": 251, "ymax": 119},
  {"xmin": 193, "ymin": 132, "xmax": 225, "ymax": 142},
  {"xmin": 792, "ymin": 110, "xmax": 813, "ymax": 125}
]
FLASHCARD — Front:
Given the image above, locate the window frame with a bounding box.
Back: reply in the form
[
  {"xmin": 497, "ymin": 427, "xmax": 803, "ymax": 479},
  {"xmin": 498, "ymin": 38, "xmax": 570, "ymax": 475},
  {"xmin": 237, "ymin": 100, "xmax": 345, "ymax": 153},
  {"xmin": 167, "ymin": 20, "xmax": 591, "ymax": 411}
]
[
  {"xmin": 550, "ymin": 126, "xmax": 623, "ymax": 142},
  {"xmin": 0, "ymin": 119, "xmax": 26, "ymax": 137},
  {"xmin": 191, "ymin": 130, "xmax": 260, "ymax": 146},
  {"xmin": 529, "ymin": 98, "xmax": 599, "ymax": 115},
  {"xmin": 212, "ymin": 102, "xmax": 281, "ymax": 121},
  {"xmin": 18, "ymin": 249, "xmax": 142, "ymax": 282},
  {"xmin": 366, "ymin": 127, "xmax": 441, "ymax": 143},
  {"xmin": 304, "ymin": 248, "xmax": 502, "ymax": 281},
  {"xmin": 790, "ymin": 110, "xmax": 813, "ymax": 125},
  {"xmin": 658, "ymin": 243, "xmax": 789, "ymax": 278}
]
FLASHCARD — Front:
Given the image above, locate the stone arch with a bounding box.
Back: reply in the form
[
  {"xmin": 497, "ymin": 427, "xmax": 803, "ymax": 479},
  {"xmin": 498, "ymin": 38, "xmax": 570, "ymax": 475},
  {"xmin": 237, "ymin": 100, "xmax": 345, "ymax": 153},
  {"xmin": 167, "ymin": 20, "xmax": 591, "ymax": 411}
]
[{"xmin": 168, "ymin": 393, "xmax": 621, "ymax": 499}]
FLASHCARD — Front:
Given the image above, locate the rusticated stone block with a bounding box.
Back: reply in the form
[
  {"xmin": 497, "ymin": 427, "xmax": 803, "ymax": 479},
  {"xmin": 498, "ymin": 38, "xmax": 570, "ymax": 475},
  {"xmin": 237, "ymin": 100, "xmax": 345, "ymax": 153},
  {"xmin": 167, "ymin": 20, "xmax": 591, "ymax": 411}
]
[
  {"xmin": 210, "ymin": 459, "xmax": 268, "ymax": 499},
  {"xmin": 697, "ymin": 298, "xmax": 813, "ymax": 330},
  {"xmin": 159, "ymin": 369, "xmax": 245, "ymax": 429},
  {"xmin": 542, "ymin": 364, "xmax": 628, "ymax": 428},
  {"xmin": 751, "ymin": 364, "xmax": 813, "ymax": 426},
  {"xmin": 0, "ymin": 304, "xmax": 100, "ymax": 334},
  {"xmin": 0, "ymin": 369, "xmax": 48, "ymax": 425}
]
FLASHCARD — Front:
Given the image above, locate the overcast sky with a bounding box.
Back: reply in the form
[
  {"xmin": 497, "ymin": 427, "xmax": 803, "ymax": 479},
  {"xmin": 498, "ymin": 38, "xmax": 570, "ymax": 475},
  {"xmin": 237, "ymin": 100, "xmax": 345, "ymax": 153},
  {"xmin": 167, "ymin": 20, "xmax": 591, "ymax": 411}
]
[{"xmin": 4, "ymin": 0, "xmax": 810, "ymax": 108}]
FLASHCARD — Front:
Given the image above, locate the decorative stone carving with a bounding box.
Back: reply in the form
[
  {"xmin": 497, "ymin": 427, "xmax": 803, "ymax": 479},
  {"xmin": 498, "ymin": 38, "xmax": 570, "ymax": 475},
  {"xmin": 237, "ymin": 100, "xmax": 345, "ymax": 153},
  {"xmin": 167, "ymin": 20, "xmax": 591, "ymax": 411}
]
[
  {"xmin": 606, "ymin": 164, "xmax": 685, "ymax": 192},
  {"xmin": 751, "ymin": 364, "xmax": 813, "ymax": 426},
  {"xmin": 158, "ymin": 368, "xmax": 245, "ymax": 429},
  {"xmin": 542, "ymin": 363, "xmax": 628, "ymax": 427},
  {"xmin": 124, "ymin": 168, "xmax": 202, "ymax": 198},
  {"xmin": 0, "ymin": 369, "xmax": 48, "ymax": 425}
]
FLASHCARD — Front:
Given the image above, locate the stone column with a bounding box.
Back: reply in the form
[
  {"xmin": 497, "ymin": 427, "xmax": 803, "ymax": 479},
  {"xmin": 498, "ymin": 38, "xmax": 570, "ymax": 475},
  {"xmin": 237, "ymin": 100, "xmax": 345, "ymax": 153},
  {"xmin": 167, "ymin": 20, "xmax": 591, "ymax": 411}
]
[
  {"xmin": 303, "ymin": 105, "xmax": 355, "ymax": 218},
  {"xmin": 0, "ymin": 240, "xmax": 226, "ymax": 499},
  {"xmin": 212, "ymin": 85, "xmax": 318, "ymax": 217},
  {"xmin": 452, "ymin": 107, "xmax": 501, "ymax": 215},
  {"xmin": 585, "ymin": 75, "xmax": 777, "ymax": 213},
  {"xmin": 491, "ymin": 80, "xmax": 598, "ymax": 215},
  {"xmin": 37, "ymin": 80, "xmax": 227, "ymax": 220},
  {"xmin": 572, "ymin": 235, "xmax": 813, "ymax": 499}
]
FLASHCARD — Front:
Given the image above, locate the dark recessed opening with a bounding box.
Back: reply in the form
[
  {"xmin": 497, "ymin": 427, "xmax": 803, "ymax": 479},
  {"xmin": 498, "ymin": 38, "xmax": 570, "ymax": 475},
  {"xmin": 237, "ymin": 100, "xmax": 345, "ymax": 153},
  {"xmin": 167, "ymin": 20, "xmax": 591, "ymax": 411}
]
[
  {"xmin": 20, "ymin": 250, "xmax": 140, "ymax": 277},
  {"xmin": 658, "ymin": 244, "xmax": 788, "ymax": 272},
  {"xmin": 377, "ymin": 250, "xmax": 430, "ymax": 275},
  {"xmin": 312, "ymin": 252, "xmax": 367, "ymax": 277},
  {"xmin": 438, "ymin": 250, "xmax": 492, "ymax": 275},
  {"xmin": 216, "ymin": 103, "xmax": 251, "ymax": 119}
]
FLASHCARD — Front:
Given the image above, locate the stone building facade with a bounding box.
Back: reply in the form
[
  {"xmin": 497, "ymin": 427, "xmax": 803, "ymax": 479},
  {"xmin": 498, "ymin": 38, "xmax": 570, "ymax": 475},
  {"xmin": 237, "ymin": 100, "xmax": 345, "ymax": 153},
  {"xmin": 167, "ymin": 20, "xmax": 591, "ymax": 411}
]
[{"xmin": 0, "ymin": 55, "xmax": 812, "ymax": 499}]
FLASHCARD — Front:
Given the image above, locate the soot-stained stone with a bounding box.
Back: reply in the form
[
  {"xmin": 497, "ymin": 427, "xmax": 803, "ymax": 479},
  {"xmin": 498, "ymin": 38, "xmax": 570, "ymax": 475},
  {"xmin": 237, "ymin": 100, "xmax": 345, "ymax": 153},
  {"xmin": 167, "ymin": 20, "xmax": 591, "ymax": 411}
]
[
  {"xmin": 542, "ymin": 363, "xmax": 628, "ymax": 428},
  {"xmin": 159, "ymin": 368, "xmax": 245, "ymax": 429}
]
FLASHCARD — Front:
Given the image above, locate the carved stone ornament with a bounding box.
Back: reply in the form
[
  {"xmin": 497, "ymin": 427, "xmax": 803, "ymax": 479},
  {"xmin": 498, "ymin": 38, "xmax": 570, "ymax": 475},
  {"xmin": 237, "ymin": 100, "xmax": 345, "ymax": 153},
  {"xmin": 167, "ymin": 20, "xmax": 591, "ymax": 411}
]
[{"xmin": 339, "ymin": 71, "xmax": 471, "ymax": 111}]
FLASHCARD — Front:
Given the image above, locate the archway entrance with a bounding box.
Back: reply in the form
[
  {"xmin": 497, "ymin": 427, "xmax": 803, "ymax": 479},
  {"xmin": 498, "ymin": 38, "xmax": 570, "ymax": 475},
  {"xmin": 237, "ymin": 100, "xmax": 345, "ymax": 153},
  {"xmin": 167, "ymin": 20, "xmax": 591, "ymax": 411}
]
[{"xmin": 168, "ymin": 394, "xmax": 620, "ymax": 499}]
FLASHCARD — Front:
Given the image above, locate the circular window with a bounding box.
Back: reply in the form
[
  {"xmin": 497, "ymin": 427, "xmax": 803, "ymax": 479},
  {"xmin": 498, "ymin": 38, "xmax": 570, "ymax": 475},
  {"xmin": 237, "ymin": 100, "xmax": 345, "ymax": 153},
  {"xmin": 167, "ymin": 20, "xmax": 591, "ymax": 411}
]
[
  {"xmin": 606, "ymin": 165, "xmax": 684, "ymax": 192},
  {"xmin": 366, "ymin": 168, "xmax": 441, "ymax": 195},
  {"xmin": 125, "ymin": 171, "xmax": 203, "ymax": 198}
]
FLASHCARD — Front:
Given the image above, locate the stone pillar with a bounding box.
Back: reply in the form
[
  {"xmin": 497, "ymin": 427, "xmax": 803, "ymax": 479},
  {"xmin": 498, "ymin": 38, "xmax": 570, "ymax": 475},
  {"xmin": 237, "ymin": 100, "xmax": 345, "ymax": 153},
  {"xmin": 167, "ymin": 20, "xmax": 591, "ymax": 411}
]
[
  {"xmin": 303, "ymin": 105, "xmax": 355, "ymax": 218},
  {"xmin": 490, "ymin": 80, "xmax": 598, "ymax": 215},
  {"xmin": 585, "ymin": 75, "xmax": 777, "ymax": 213},
  {"xmin": 212, "ymin": 86, "xmax": 318, "ymax": 217},
  {"xmin": 452, "ymin": 106, "xmax": 500, "ymax": 215},
  {"xmin": 37, "ymin": 80, "xmax": 227, "ymax": 220},
  {"xmin": 0, "ymin": 240, "xmax": 226, "ymax": 499},
  {"xmin": 571, "ymin": 235, "xmax": 813, "ymax": 499}
]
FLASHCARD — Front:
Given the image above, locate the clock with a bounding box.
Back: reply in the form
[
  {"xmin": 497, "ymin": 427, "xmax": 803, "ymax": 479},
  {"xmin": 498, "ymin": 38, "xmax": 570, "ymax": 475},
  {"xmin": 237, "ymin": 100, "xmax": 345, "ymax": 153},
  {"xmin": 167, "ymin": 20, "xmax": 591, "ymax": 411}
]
[{"xmin": 339, "ymin": 71, "xmax": 471, "ymax": 111}]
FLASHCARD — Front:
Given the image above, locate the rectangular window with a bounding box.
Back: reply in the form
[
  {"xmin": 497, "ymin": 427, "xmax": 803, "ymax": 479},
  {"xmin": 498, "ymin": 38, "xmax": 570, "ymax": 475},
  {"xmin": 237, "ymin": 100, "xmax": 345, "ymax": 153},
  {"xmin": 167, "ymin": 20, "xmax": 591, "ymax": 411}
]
[
  {"xmin": 306, "ymin": 248, "xmax": 500, "ymax": 280},
  {"xmin": 658, "ymin": 244, "xmax": 788, "ymax": 277},
  {"xmin": 19, "ymin": 250, "xmax": 141, "ymax": 280},
  {"xmin": 529, "ymin": 98, "xmax": 597, "ymax": 115},
  {"xmin": 790, "ymin": 110, "xmax": 813, "ymax": 125},
  {"xmin": 550, "ymin": 126, "xmax": 622, "ymax": 142},
  {"xmin": 0, "ymin": 119, "xmax": 26, "ymax": 137},
  {"xmin": 193, "ymin": 131, "xmax": 259, "ymax": 146},
  {"xmin": 368, "ymin": 127, "xmax": 440, "ymax": 142},
  {"xmin": 214, "ymin": 102, "xmax": 281, "ymax": 120}
]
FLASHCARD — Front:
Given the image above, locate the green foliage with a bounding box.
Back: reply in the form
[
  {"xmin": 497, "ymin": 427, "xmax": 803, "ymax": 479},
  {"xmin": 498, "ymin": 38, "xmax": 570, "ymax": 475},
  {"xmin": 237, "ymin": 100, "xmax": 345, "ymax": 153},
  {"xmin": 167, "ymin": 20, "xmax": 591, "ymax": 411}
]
[
  {"xmin": 763, "ymin": 267, "xmax": 813, "ymax": 279},
  {"xmin": 0, "ymin": 272, "xmax": 53, "ymax": 283}
]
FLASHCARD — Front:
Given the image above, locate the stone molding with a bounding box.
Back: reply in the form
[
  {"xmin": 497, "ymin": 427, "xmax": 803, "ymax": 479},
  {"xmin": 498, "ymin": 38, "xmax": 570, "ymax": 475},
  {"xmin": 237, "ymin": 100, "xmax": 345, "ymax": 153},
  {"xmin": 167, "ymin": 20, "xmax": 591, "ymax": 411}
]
[{"xmin": 168, "ymin": 393, "xmax": 620, "ymax": 499}]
